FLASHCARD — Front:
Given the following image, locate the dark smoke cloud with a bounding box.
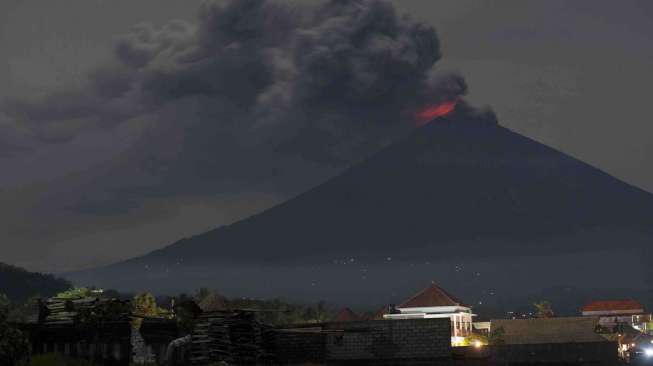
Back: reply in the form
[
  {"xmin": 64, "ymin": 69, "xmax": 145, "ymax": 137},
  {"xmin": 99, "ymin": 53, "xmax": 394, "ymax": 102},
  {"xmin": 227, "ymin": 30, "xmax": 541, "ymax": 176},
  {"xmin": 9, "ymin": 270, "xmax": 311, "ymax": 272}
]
[{"xmin": 2, "ymin": 0, "xmax": 466, "ymax": 218}]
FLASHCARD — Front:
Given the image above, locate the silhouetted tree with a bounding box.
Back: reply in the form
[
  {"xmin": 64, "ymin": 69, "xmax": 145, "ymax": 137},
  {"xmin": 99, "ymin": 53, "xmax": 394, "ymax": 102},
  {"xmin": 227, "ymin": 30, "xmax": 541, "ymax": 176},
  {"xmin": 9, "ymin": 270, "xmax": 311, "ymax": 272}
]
[
  {"xmin": 0, "ymin": 262, "xmax": 71, "ymax": 303},
  {"xmin": 174, "ymin": 299, "xmax": 202, "ymax": 334},
  {"xmin": 0, "ymin": 293, "xmax": 29, "ymax": 365},
  {"xmin": 194, "ymin": 288, "xmax": 211, "ymax": 303},
  {"xmin": 305, "ymin": 301, "xmax": 331, "ymax": 323}
]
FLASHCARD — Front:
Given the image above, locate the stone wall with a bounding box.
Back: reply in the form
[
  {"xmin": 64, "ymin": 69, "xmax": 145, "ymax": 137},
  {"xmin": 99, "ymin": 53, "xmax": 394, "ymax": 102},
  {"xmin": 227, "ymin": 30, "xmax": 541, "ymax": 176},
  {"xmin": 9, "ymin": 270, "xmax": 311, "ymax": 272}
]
[{"xmin": 131, "ymin": 327, "xmax": 156, "ymax": 364}]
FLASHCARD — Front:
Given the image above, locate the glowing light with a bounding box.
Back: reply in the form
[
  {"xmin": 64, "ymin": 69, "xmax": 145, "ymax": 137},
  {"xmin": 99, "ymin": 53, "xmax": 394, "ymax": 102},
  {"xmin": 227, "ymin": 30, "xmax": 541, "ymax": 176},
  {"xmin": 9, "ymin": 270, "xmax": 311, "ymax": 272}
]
[
  {"xmin": 451, "ymin": 336, "xmax": 466, "ymax": 347},
  {"xmin": 645, "ymin": 348, "xmax": 653, "ymax": 357},
  {"xmin": 473, "ymin": 340, "xmax": 483, "ymax": 348},
  {"xmin": 415, "ymin": 99, "xmax": 458, "ymax": 125}
]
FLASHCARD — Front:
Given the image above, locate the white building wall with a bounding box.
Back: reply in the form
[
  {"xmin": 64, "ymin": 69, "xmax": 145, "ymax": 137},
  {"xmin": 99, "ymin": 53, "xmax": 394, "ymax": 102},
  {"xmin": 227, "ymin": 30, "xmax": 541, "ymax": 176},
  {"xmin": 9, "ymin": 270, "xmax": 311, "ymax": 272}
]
[{"xmin": 384, "ymin": 305, "xmax": 475, "ymax": 340}]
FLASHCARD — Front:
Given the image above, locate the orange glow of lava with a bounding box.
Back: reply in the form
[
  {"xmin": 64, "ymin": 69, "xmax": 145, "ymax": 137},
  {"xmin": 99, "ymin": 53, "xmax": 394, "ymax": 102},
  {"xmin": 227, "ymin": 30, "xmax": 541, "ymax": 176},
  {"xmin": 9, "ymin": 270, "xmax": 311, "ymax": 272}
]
[{"xmin": 415, "ymin": 99, "xmax": 458, "ymax": 126}]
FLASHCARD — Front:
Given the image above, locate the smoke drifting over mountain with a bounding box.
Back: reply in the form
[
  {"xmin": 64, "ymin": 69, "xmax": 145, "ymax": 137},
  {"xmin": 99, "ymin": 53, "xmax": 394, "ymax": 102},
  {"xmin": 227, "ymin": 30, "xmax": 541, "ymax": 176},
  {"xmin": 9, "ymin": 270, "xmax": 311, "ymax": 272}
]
[
  {"xmin": 0, "ymin": 0, "xmax": 468, "ymax": 270},
  {"xmin": 5, "ymin": 0, "xmax": 465, "ymax": 154},
  {"xmin": 3, "ymin": 0, "xmax": 469, "ymax": 200}
]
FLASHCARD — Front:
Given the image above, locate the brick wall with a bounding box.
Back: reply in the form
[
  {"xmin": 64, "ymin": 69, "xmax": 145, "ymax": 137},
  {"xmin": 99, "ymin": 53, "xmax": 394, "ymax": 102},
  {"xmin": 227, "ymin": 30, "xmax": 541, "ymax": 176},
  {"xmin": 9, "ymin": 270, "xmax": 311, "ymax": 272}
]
[
  {"xmin": 272, "ymin": 331, "xmax": 326, "ymax": 364},
  {"xmin": 131, "ymin": 327, "xmax": 156, "ymax": 364},
  {"xmin": 323, "ymin": 318, "xmax": 451, "ymax": 364}
]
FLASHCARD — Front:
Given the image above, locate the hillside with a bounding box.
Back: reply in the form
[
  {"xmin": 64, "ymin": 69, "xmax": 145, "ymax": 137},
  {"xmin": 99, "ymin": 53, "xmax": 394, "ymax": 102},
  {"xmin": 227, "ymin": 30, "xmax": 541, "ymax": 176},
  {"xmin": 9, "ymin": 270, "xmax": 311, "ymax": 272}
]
[
  {"xmin": 67, "ymin": 105, "xmax": 653, "ymax": 302},
  {"xmin": 0, "ymin": 262, "xmax": 71, "ymax": 302}
]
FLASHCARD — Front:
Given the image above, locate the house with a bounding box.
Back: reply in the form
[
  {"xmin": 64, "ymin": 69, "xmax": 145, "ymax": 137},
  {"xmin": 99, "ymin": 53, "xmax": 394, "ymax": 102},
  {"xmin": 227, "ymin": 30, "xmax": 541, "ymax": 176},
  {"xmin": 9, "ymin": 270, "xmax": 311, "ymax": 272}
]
[
  {"xmin": 384, "ymin": 283, "xmax": 474, "ymax": 345},
  {"xmin": 581, "ymin": 300, "xmax": 652, "ymax": 333}
]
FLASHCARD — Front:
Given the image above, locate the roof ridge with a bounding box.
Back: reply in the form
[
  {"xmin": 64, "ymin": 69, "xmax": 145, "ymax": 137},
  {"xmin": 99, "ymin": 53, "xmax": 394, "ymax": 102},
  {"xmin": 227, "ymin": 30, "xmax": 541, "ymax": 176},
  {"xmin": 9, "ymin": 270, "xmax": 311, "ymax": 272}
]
[
  {"xmin": 581, "ymin": 299, "xmax": 644, "ymax": 312},
  {"xmin": 398, "ymin": 283, "xmax": 464, "ymax": 308},
  {"xmin": 334, "ymin": 307, "xmax": 360, "ymax": 322}
]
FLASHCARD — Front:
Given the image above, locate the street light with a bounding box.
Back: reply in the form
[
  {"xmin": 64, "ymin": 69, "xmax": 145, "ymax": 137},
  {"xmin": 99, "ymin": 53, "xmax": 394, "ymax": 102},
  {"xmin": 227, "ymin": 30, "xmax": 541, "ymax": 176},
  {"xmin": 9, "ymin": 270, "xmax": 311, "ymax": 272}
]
[{"xmin": 645, "ymin": 348, "xmax": 653, "ymax": 358}]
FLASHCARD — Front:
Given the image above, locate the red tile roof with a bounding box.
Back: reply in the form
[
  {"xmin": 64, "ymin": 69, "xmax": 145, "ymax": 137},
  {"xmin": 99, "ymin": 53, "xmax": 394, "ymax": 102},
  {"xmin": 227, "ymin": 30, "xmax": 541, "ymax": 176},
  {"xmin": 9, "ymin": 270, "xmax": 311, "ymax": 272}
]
[
  {"xmin": 398, "ymin": 283, "xmax": 465, "ymax": 308},
  {"xmin": 366, "ymin": 305, "xmax": 391, "ymax": 320},
  {"xmin": 333, "ymin": 307, "xmax": 360, "ymax": 322},
  {"xmin": 581, "ymin": 300, "xmax": 644, "ymax": 313}
]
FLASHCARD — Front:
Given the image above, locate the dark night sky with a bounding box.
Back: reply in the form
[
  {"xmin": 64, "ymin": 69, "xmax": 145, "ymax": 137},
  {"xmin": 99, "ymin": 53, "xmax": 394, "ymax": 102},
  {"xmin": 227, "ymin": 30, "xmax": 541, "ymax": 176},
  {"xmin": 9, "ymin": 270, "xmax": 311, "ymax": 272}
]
[{"xmin": 1, "ymin": 0, "xmax": 652, "ymax": 273}]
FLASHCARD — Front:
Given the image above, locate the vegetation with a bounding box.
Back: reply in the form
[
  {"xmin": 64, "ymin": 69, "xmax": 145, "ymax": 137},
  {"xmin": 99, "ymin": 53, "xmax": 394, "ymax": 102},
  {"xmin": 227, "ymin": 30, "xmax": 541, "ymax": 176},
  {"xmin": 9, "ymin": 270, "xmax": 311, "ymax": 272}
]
[
  {"xmin": 133, "ymin": 292, "xmax": 172, "ymax": 318},
  {"xmin": 132, "ymin": 292, "xmax": 172, "ymax": 328},
  {"xmin": 167, "ymin": 288, "xmax": 336, "ymax": 327},
  {"xmin": 0, "ymin": 293, "xmax": 30, "ymax": 365},
  {"xmin": 302, "ymin": 300, "xmax": 331, "ymax": 323},
  {"xmin": 488, "ymin": 326, "xmax": 505, "ymax": 345},
  {"xmin": 225, "ymin": 296, "xmax": 334, "ymax": 326},
  {"xmin": 0, "ymin": 262, "xmax": 71, "ymax": 303},
  {"xmin": 533, "ymin": 301, "xmax": 555, "ymax": 318},
  {"xmin": 54, "ymin": 287, "xmax": 95, "ymax": 299},
  {"xmin": 0, "ymin": 292, "xmax": 40, "ymax": 323}
]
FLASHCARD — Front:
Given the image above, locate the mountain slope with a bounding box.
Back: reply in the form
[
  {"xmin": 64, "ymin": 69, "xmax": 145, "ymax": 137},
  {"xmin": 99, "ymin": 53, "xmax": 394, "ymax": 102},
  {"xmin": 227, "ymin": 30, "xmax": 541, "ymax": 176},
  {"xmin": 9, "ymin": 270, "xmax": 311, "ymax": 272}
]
[
  {"xmin": 68, "ymin": 107, "xmax": 653, "ymax": 299},
  {"xmin": 147, "ymin": 108, "xmax": 653, "ymax": 263},
  {"xmin": 0, "ymin": 262, "xmax": 71, "ymax": 302}
]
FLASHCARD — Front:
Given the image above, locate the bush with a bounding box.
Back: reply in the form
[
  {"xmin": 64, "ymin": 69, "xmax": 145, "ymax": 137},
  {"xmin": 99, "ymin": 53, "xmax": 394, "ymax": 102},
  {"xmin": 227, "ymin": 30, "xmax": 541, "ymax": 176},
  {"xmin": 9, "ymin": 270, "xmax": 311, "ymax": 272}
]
[{"xmin": 488, "ymin": 326, "xmax": 505, "ymax": 345}]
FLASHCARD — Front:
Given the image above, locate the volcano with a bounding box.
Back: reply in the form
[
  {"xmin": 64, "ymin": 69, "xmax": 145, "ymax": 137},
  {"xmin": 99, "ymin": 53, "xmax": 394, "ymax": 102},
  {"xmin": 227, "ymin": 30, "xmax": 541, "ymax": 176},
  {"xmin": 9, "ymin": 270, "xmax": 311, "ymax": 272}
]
[{"xmin": 67, "ymin": 106, "xmax": 653, "ymax": 302}]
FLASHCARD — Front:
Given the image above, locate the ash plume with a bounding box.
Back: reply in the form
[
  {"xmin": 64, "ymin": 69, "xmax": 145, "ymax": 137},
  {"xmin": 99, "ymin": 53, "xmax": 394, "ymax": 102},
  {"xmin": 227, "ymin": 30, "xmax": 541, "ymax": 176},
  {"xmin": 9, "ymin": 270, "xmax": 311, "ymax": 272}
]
[
  {"xmin": 5, "ymin": 0, "xmax": 465, "ymax": 152},
  {"xmin": 0, "ymin": 0, "xmax": 468, "ymax": 262}
]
